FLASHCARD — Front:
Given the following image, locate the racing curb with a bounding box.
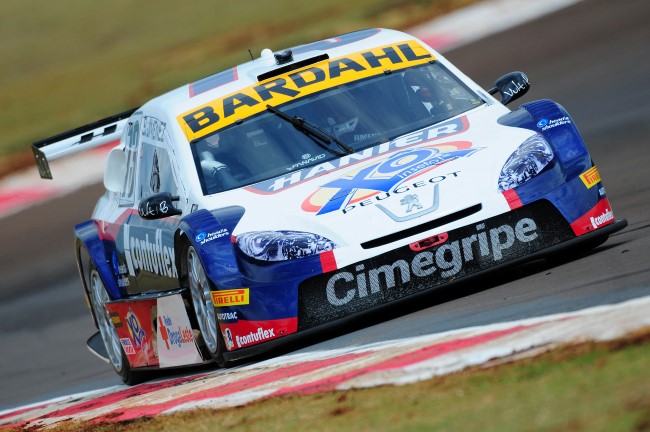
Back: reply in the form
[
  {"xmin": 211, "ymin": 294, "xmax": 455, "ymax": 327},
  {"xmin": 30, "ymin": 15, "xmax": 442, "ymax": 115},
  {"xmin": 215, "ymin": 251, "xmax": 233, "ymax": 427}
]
[
  {"xmin": 1, "ymin": 295, "xmax": 649, "ymax": 429},
  {"xmin": 0, "ymin": 0, "xmax": 582, "ymax": 219}
]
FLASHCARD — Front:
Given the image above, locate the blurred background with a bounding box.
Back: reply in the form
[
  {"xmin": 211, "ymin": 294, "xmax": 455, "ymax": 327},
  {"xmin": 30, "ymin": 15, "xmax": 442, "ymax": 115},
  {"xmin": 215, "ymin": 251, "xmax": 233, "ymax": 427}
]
[
  {"xmin": 0, "ymin": 0, "xmax": 477, "ymax": 177},
  {"xmin": 1, "ymin": 0, "xmax": 649, "ymax": 417}
]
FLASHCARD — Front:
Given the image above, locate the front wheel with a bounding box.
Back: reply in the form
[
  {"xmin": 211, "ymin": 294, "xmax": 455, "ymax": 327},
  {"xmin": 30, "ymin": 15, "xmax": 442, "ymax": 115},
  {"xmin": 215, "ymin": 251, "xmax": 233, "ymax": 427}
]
[
  {"xmin": 186, "ymin": 245, "xmax": 226, "ymax": 366},
  {"xmin": 89, "ymin": 265, "xmax": 145, "ymax": 385}
]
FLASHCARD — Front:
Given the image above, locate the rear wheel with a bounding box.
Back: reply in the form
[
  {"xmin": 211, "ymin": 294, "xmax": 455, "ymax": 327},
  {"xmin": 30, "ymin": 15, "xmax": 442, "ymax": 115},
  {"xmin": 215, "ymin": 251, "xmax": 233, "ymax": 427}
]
[
  {"xmin": 89, "ymin": 265, "xmax": 144, "ymax": 384},
  {"xmin": 186, "ymin": 245, "xmax": 226, "ymax": 366}
]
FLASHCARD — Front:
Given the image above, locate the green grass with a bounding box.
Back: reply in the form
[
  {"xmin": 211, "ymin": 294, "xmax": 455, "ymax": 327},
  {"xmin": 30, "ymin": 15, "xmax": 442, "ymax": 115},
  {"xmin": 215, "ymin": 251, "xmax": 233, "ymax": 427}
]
[
  {"xmin": 39, "ymin": 330, "xmax": 650, "ymax": 432},
  {"xmin": 0, "ymin": 0, "xmax": 476, "ymax": 176}
]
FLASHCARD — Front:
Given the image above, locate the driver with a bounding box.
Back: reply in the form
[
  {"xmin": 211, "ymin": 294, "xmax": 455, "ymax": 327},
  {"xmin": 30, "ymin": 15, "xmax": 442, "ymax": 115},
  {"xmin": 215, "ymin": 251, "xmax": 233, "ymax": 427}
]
[
  {"xmin": 405, "ymin": 69, "xmax": 455, "ymax": 116},
  {"xmin": 199, "ymin": 133, "xmax": 239, "ymax": 191},
  {"xmin": 316, "ymin": 91, "xmax": 378, "ymax": 143}
]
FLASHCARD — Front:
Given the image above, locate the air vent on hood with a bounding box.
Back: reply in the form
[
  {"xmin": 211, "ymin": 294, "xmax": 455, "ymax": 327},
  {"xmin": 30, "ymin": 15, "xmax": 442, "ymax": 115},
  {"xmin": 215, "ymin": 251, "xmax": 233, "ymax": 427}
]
[
  {"xmin": 360, "ymin": 204, "xmax": 483, "ymax": 249},
  {"xmin": 257, "ymin": 53, "xmax": 329, "ymax": 82}
]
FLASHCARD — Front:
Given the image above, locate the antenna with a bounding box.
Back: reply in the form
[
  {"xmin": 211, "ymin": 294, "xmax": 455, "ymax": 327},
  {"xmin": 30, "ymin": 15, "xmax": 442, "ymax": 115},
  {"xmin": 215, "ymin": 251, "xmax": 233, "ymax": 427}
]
[{"xmin": 248, "ymin": 49, "xmax": 254, "ymax": 61}]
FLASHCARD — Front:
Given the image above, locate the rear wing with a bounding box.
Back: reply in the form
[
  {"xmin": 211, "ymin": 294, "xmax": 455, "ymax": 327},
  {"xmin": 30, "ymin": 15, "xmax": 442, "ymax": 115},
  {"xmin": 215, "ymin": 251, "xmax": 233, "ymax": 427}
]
[{"xmin": 32, "ymin": 107, "xmax": 137, "ymax": 179}]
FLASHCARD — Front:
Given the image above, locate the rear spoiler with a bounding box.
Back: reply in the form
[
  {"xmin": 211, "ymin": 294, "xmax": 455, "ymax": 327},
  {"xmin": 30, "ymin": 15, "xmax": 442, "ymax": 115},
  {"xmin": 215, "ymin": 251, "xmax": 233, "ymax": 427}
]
[{"xmin": 32, "ymin": 107, "xmax": 137, "ymax": 179}]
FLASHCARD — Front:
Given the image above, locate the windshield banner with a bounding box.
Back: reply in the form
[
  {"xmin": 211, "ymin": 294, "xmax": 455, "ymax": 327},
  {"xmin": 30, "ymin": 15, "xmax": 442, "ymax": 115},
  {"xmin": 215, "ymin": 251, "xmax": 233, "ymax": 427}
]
[{"xmin": 177, "ymin": 40, "xmax": 434, "ymax": 141}]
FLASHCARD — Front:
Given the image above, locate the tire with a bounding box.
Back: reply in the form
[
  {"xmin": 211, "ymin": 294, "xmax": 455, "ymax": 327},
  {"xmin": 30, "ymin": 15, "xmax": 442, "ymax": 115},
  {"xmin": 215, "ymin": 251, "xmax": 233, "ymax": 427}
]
[
  {"xmin": 88, "ymin": 264, "xmax": 145, "ymax": 385},
  {"xmin": 186, "ymin": 245, "xmax": 226, "ymax": 366}
]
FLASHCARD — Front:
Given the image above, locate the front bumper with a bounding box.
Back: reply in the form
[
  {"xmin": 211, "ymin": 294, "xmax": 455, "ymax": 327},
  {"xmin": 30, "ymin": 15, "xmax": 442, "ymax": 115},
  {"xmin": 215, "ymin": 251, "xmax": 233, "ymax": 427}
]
[{"xmin": 223, "ymin": 199, "xmax": 627, "ymax": 362}]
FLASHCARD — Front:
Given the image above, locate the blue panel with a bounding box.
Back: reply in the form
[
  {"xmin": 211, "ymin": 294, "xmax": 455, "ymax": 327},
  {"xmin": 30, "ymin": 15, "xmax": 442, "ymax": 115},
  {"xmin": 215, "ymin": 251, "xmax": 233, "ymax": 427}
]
[
  {"xmin": 75, "ymin": 220, "xmax": 122, "ymax": 299},
  {"xmin": 498, "ymin": 99, "xmax": 598, "ymax": 222}
]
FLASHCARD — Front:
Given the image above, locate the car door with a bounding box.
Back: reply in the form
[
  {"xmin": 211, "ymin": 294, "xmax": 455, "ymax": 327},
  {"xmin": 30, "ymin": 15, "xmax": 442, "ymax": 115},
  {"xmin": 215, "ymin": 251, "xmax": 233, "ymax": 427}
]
[{"xmin": 120, "ymin": 115, "xmax": 185, "ymax": 294}]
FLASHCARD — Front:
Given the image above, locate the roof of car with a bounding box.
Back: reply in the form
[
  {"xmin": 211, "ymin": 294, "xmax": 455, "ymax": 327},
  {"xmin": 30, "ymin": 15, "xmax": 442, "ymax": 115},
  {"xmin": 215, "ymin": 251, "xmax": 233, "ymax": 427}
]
[{"xmin": 147, "ymin": 28, "xmax": 421, "ymax": 119}]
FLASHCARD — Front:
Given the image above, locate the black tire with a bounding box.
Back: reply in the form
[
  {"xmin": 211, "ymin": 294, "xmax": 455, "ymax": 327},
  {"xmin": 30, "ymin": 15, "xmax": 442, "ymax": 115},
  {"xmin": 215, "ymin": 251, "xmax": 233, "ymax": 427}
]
[
  {"xmin": 185, "ymin": 244, "xmax": 227, "ymax": 367},
  {"xmin": 88, "ymin": 263, "xmax": 147, "ymax": 385}
]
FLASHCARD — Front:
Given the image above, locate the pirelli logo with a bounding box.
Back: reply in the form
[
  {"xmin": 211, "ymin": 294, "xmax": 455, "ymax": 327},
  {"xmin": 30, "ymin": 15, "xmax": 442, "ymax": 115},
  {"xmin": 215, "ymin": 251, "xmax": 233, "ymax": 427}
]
[
  {"xmin": 580, "ymin": 166, "xmax": 601, "ymax": 189},
  {"xmin": 211, "ymin": 288, "xmax": 250, "ymax": 307}
]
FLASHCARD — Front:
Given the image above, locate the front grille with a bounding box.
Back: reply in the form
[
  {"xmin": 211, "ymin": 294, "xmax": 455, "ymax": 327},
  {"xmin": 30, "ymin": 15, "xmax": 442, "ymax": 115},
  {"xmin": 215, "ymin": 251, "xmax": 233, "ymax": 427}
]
[
  {"xmin": 298, "ymin": 200, "xmax": 573, "ymax": 331},
  {"xmin": 360, "ymin": 204, "xmax": 482, "ymax": 249}
]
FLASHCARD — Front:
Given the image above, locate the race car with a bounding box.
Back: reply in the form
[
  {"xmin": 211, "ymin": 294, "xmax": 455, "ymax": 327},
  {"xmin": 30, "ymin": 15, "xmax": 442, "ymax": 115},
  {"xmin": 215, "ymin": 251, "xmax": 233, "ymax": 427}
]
[{"xmin": 33, "ymin": 28, "xmax": 626, "ymax": 384}]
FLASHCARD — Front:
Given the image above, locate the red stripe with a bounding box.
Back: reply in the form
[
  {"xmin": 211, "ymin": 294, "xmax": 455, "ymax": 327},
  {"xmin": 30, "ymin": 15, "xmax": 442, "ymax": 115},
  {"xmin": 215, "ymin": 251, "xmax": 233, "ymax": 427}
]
[
  {"xmin": 0, "ymin": 402, "xmax": 50, "ymax": 421},
  {"xmin": 502, "ymin": 189, "xmax": 523, "ymax": 210},
  {"xmin": 35, "ymin": 374, "xmax": 209, "ymax": 420},
  {"xmin": 569, "ymin": 198, "xmax": 614, "ymax": 235},
  {"xmin": 271, "ymin": 325, "xmax": 534, "ymax": 396},
  {"xmin": 320, "ymin": 250, "xmax": 337, "ymax": 272},
  {"xmin": 0, "ymin": 188, "xmax": 59, "ymax": 215},
  {"xmin": 89, "ymin": 353, "xmax": 370, "ymax": 423}
]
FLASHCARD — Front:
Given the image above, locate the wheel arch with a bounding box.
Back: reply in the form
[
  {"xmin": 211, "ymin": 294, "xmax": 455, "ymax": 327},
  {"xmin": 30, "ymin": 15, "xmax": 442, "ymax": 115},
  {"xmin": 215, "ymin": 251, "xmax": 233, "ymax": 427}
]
[
  {"xmin": 176, "ymin": 206, "xmax": 246, "ymax": 288},
  {"xmin": 75, "ymin": 220, "xmax": 121, "ymax": 326}
]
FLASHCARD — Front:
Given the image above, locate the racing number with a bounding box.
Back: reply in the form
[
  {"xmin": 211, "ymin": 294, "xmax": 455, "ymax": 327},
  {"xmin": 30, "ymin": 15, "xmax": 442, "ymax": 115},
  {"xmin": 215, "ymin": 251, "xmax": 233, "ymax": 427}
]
[{"xmin": 120, "ymin": 120, "xmax": 140, "ymax": 205}]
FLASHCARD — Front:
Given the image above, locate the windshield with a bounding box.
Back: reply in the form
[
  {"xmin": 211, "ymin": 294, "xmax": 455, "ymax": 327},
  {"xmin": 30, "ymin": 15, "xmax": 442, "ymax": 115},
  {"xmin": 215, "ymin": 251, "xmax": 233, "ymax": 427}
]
[{"xmin": 193, "ymin": 62, "xmax": 484, "ymax": 195}]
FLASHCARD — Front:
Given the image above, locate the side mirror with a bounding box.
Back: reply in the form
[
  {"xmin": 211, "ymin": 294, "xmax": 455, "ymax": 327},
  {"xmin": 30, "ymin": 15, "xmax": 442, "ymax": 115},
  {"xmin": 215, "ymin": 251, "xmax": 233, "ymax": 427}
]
[
  {"xmin": 104, "ymin": 147, "xmax": 127, "ymax": 193},
  {"xmin": 488, "ymin": 71, "xmax": 530, "ymax": 105},
  {"xmin": 138, "ymin": 193, "xmax": 182, "ymax": 220}
]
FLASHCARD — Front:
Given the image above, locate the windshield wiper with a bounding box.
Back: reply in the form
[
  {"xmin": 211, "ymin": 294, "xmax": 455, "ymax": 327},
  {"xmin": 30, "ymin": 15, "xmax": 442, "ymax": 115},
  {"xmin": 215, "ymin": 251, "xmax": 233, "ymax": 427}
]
[{"xmin": 266, "ymin": 104, "xmax": 354, "ymax": 155}]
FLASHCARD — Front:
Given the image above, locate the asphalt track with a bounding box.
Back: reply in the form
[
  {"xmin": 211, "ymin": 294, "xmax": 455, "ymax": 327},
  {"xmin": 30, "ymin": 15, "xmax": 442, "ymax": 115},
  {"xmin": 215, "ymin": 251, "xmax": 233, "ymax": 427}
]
[{"xmin": 1, "ymin": 0, "xmax": 649, "ymax": 412}]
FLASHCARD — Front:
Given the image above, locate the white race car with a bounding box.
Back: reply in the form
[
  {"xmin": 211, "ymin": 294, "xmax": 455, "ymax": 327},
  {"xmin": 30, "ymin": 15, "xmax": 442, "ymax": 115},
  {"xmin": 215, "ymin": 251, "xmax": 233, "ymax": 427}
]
[{"xmin": 33, "ymin": 28, "xmax": 626, "ymax": 383}]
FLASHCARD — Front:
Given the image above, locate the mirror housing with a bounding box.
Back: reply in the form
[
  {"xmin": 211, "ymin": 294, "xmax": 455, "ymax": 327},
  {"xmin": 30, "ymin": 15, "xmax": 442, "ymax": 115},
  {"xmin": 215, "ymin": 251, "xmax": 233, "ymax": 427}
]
[
  {"xmin": 104, "ymin": 147, "xmax": 127, "ymax": 193},
  {"xmin": 138, "ymin": 193, "xmax": 182, "ymax": 220},
  {"xmin": 488, "ymin": 71, "xmax": 530, "ymax": 105}
]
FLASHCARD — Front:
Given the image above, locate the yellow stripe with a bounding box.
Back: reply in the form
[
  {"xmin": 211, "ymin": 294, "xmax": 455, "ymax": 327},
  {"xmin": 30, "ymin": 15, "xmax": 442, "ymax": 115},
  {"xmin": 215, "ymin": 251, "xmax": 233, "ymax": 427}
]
[{"xmin": 177, "ymin": 40, "xmax": 434, "ymax": 141}]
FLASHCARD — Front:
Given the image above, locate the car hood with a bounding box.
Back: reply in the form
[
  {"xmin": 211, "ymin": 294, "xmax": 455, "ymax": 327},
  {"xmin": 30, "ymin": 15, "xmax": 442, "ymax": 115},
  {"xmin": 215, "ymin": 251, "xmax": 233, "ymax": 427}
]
[{"xmin": 205, "ymin": 104, "xmax": 537, "ymax": 254}]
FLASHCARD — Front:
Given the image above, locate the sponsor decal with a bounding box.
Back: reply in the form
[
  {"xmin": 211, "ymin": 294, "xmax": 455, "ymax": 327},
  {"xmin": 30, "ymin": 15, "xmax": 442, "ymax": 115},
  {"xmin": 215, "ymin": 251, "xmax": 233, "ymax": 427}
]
[
  {"xmin": 536, "ymin": 116, "xmax": 571, "ymax": 131},
  {"xmin": 570, "ymin": 198, "xmax": 615, "ymax": 236},
  {"xmin": 156, "ymin": 295, "xmax": 203, "ymax": 368},
  {"xmin": 178, "ymin": 40, "xmax": 433, "ymax": 141},
  {"xmin": 141, "ymin": 116, "xmax": 166, "ymax": 142},
  {"xmin": 325, "ymin": 218, "xmax": 539, "ymax": 306},
  {"xmin": 248, "ymin": 117, "xmax": 470, "ymax": 194},
  {"xmin": 222, "ymin": 318, "xmax": 298, "ymax": 351},
  {"xmin": 158, "ymin": 315, "xmax": 194, "ymax": 350},
  {"xmin": 502, "ymin": 77, "xmax": 528, "ymax": 98},
  {"xmin": 303, "ymin": 142, "xmax": 477, "ymax": 216},
  {"xmin": 109, "ymin": 311, "xmax": 122, "ymax": 328},
  {"xmin": 211, "ymin": 288, "xmax": 250, "ymax": 307},
  {"xmin": 120, "ymin": 338, "xmax": 136, "ymax": 355},
  {"xmin": 235, "ymin": 327, "xmax": 276, "ymax": 348},
  {"xmin": 287, "ymin": 153, "xmax": 326, "ymax": 171},
  {"xmin": 126, "ymin": 308, "xmax": 146, "ymax": 348},
  {"xmin": 579, "ymin": 166, "xmax": 601, "ymax": 189},
  {"xmin": 123, "ymin": 225, "xmax": 177, "ymax": 278},
  {"xmin": 224, "ymin": 328, "xmax": 234, "ymax": 350},
  {"xmin": 106, "ymin": 300, "xmax": 158, "ymax": 367},
  {"xmin": 195, "ymin": 228, "xmax": 229, "ymax": 245},
  {"xmin": 217, "ymin": 311, "xmax": 239, "ymax": 323},
  {"xmin": 591, "ymin": 207, "xmax": 614, "ymax": 229}
]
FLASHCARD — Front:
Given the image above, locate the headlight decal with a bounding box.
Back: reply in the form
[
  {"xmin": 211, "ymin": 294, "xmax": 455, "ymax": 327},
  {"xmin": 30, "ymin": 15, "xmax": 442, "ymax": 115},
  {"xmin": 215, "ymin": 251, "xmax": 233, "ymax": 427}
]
[
  {"xmin": 498, "ymin": 134, "xmax": 554, "ymax": 192},
  {"xmin": 236, "ymin": 231, "xmax": 337, "ymax": 262}
]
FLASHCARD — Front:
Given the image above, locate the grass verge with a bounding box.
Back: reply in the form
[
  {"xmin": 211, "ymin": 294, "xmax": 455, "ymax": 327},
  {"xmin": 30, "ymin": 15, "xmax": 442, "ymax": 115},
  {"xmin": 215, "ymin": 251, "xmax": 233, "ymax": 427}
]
[
  {"xmin": 18, "ymin": 327, "xmax": 650, "ymax": 432},
  {"xmin": 0, "ymin": 0, "xmax": 477, "ymax": 178}
]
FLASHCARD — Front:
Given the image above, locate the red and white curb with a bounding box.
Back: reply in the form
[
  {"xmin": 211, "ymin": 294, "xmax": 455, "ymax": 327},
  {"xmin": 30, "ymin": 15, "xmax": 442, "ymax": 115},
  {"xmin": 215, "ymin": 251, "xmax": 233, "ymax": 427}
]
[
  {"xmin": 0, "ymin": 0, "xmax": 582, "ymax": 220},
  {"xmin": 1, "ymin": 295, "xmax": 649, "ymax": 429}
]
